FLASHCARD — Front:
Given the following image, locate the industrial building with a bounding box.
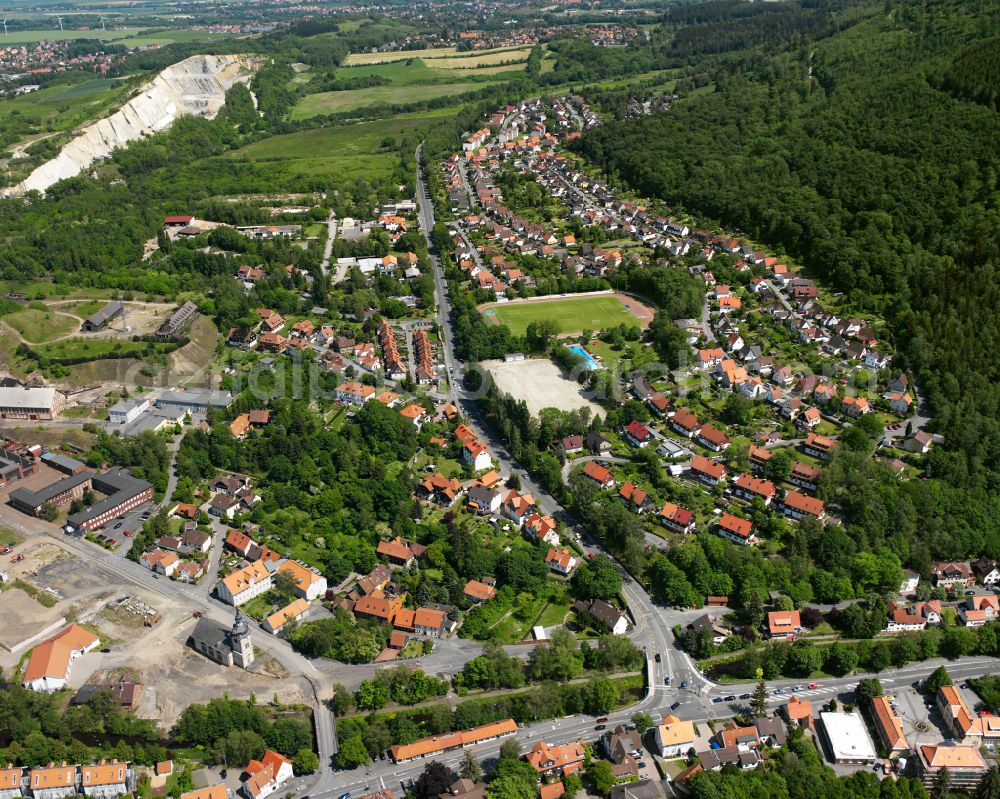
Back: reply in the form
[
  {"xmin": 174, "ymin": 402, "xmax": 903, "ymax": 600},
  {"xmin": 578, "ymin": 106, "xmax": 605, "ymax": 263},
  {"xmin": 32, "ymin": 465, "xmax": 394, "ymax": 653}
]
[
  {"xmin": 66, "ymin": 469, "xmax": 154, "ymax": 532},
  {"xmin": 156, "ymin": 388, "xmax": 232, "ymax": 414},
  {"xmin": 9, "ymin": 467, "xmax": 152, "ymax": 532},
  {"xmin": 154, "ymin": 301, "xmax": 198, "ymax": 339},
  {"xmin": 81, "ymin": 301, "xmax": 124, "ymax": 332},
  {"xmin": 0, "ymin": 386, "xmax": 63, "ymax": 420}
]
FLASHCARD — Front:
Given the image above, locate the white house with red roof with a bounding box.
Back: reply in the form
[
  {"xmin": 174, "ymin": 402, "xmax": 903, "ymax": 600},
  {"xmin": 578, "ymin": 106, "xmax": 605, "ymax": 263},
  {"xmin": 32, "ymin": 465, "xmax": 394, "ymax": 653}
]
[{"xmin": 240, "ymin": 751, "xmax": 293, "ymax": 799}]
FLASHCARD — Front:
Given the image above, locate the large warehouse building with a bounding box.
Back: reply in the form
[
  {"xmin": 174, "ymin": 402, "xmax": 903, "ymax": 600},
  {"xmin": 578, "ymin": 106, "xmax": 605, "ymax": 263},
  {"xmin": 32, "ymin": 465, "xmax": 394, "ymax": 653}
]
[{"xmin": 0, "ymin": 386, "xmax": 63, "ymax": 420}]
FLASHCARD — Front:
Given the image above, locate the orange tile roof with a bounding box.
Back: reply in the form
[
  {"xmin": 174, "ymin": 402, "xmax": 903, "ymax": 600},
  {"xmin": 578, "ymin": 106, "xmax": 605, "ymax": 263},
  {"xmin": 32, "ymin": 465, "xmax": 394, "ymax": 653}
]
[
  {"xmin": 768, "ymin": 610, "xmax": 801, "ymax": 636},
  {"xmin": 464, "ymin": 580, "xmax": 496, "ymax": 602},
  {"xmin": 582, "ymin": 460, "xmax": 613, "ymax": 484},
  {"xmin": 540, "ymin": 783, "xmax": 565, "ymax": 799},
  {"xmin": 221, "ymin": 561, "xmax": 270, "ymax": 598},
  {"xmin": 872, "ymin": 695, "xmax": 908, "ymax": 750},
  {"xmin": 691, "ymin": 455, "xmax": 726, "ymax": 480},
  {"xmin": 454, "ymin": 423, "xmax": 476, "ymax": 443},
  {"xmin": 81, "ymin": 761, "xmax": 127, "ymax": 787},
  {"xmin": 229, "ymin": 414, "xmax": 250, "ymax": 438},
  {"xmin": 0, "ymin": 768, "xmax": 22, "ymax": 791},
  {"xmin": 23, "ymin": 625, "xmax": 99, "ymax": 685},
  {"xmin": 804, "ymin": 432, "xmax": 836, "ymax": 452},
  {"xmin": 939, "ymin": 685, "xmax": 975, "ymax": 736},
  {"xmin": 717, "ymin": 513, "xmax": 753, "ymax": 540},
  {"xmin": 477, "ymin": 469, "xmax": 500, "ymax": 487},
  {"xmin": 920, "ymin": 744, "xmax": 987, "ymax": 770},
  {"xmin": 414, "ymin": 607, "xmax": 445, "ymax": 629},
  {"xmin": 527, "ymin": 741, "xmax": 585, "ymax": 774},
  {"xmin": 226, "ymin": 529, "xmax": 254, "ymax": 552},
  {"xmin": 30, "ymin": 765, "xmax": 76, "ymax": 790},
  {"xmin": 786, "ymin": 695, "xmax": 812, "ymax": 720},
  {"xmin": 399, "ymin": 404, "xmax": 425, "ymax": 421},
  {"xmin": 783, "ymin": 490, "xmax": 826, "ymax": 517},
  {"xmin": 181, "ymin": 786, "xmax": 230, "ymax": 799},
  {"xmin": 276, "ymin": 559, "xmax": 323, "ymax": 590},
  {"xmin": 656, "ymin": 715, "xmax": 695, "ymax": 747},
  {"xmin": 337, "ymin": 381, "xmax": 375, "ymax": 400},
  {"xmin": 355, "ymin": 594, "xmax": 402, "ymax": 622},
  {"xmin": 734, "ymin": 473, "xmax": 776, "ymax": 498},
  {"xmin": 265, "ymin": 598, "xmax": 310, "ymax": 630},
  {"xmin": 394, "ymin": 607, "xmax": 416, "ymax": 630},
  {"xmin": 390, "ymin": 719, "xmax": 517, "ymax": 761},
  {"xmin": 377, "ymin": 537, "xmax": 416, "ymax": 562},
  {"xmin": 546, "ymin": 548, "xmax": 575, "ymax": 570}
]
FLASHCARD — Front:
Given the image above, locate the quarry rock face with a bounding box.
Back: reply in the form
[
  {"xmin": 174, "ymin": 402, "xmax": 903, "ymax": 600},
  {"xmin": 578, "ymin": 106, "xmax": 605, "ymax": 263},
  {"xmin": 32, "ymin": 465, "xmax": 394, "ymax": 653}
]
[{"xmin": 11, "ymin": 53, "xmax": 257, "ymax": 196}]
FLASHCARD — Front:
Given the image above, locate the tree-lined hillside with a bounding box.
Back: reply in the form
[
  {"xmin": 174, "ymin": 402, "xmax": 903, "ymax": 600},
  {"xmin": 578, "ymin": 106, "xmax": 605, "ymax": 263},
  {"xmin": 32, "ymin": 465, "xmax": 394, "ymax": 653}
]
[{"xmin": 573, "ymin": 0, "xmax": 1000, "ymax": 560}]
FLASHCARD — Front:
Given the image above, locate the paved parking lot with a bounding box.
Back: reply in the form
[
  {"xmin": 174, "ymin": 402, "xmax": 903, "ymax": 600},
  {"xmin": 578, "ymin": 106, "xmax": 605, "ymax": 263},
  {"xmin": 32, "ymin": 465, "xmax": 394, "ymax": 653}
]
[
  {"xmin": 96, "ymin": 503, "xmax": 154, "ymax": 552},
  {"xmin": 885, "ymin": 686, "xmax": 945, "ymax": 748}
]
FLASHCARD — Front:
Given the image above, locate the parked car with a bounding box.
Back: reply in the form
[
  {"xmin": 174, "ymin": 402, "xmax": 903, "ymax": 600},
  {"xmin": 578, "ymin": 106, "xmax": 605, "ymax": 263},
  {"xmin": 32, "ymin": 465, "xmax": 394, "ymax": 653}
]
[
  {"xmin": 739, "ymin": 693, "xmax": 751, "ymax": 700},
  {"xmin": 712, "ymin": 697, "xmax": 724, "ymax": 704},
  {"xmin": 724, "ymin": 695, "xmax": 736, "ymax": 702}
]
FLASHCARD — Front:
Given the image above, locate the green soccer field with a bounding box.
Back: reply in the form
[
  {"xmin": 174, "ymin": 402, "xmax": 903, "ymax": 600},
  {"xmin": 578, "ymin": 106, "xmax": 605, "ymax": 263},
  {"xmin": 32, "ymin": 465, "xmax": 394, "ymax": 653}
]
[{"xmin": 484, "ymin": 295, "xmax": 640, "ymax": 336}]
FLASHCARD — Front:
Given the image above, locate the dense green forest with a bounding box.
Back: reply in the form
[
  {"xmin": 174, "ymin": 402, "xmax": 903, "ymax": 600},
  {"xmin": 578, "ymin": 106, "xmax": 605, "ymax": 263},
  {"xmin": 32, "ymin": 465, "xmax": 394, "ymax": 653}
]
[{"xmin": 573, "ymin": 0, "xmax": 1000, "ymax": 569}]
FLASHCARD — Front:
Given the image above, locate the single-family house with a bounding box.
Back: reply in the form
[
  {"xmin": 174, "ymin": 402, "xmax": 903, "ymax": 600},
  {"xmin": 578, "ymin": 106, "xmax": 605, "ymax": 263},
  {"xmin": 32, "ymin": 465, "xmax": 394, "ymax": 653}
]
[
  {"xmin": 546, "ymin": 548, "xmax": 578, "ymax": 576},
  {"xmin": 767, "ymin": 610, "xmax": 802, "ymax": 639},
  {"xmin": 653, "ymin": 716, "xmax": 696, "ymax": 758}
]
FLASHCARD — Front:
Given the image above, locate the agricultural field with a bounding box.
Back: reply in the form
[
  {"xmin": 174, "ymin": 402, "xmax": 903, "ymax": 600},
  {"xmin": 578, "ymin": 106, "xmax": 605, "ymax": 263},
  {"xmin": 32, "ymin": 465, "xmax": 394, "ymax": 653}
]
[
  {"xmin": 0, "ymin": 77, "xmax": 132, "ymax": 142},
  {"xmin": 228, "ymin": 107, "xmax": 462, "ymax": 180},
  {"xmin": 290, "ymin": 79, "xmax": 478, "ymax": 119},
  {"xmin": 481, "ymin": 293, "xmax": 654, "ymax": 337},
  {"xmin": 421, "ymin": 46, "xmax": 533, "ymax": 70},
  {"xmin": 0, "ymin": 26, "xmax": 223, "ymax": 45},
  {"xmin": 343, "ymin": 46, "xmax": 464, "ymax": 65}
]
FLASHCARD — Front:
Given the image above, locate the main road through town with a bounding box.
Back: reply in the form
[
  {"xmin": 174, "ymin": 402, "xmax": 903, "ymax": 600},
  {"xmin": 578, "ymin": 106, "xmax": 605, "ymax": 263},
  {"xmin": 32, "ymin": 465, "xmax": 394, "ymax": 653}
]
[{"xmin": 9, "ymin": 148, "xmax": 991, "ymax": 799}]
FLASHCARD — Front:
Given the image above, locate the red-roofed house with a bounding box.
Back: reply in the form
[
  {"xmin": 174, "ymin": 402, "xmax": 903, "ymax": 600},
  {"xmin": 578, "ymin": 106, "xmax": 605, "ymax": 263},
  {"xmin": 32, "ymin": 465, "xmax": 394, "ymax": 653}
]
[
  {"xmin": 715, "ymin": 513, "xmax": 756, "ymax": 546},
  {"xmin": 241, "ymin": 750, "xmax": 293, "ymax": 799},
  {"xmin": 581, "ymin": 461, "xmax": 615, "ymax": 488},
  {"xmin": 623, "ymin": 420, "xmax": 652, "ymax": 448},
  {"xmin": 690, "ymin": 455, "xmax": 726, "ymax": 487}
]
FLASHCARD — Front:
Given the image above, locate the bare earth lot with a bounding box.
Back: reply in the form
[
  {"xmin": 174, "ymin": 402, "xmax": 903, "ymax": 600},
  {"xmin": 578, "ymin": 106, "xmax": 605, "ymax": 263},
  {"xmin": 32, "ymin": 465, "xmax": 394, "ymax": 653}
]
[
  {"xmin": 0, "ymin": 476, "xmax": 314, "ymax": 727},
  {"xmin": 484, "ymin": 357, "xmax": 604, "ymax": 418}
]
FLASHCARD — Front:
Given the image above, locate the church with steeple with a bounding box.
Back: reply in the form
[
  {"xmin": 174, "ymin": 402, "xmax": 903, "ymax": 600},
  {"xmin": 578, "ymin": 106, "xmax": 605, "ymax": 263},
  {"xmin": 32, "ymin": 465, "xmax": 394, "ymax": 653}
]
[{"xmin": 187, "ymin": 609, "xmax": 256, "ymax": 669}]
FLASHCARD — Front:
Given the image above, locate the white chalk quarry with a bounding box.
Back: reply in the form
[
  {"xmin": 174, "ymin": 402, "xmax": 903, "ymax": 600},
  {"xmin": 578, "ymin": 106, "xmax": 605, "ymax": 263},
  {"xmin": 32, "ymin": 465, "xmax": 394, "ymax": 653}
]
[{"xmin": 10, "ymin": 53, "xmax": 258, "ymax": 196}]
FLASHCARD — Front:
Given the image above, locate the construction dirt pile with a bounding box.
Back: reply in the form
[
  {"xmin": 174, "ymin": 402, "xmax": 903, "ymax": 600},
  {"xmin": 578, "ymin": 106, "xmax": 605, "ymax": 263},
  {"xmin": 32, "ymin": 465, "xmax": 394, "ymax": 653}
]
[{"xmin": 10, "ymin": 54, "xmax": 257, "ymax": 196}]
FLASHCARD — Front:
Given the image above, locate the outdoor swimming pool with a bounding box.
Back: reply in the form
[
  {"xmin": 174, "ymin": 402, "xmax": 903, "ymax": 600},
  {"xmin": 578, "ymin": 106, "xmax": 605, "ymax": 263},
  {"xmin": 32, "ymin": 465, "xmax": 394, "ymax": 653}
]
[{"xmin": 567, "ymin": 344, "xmax": 603, "ymax": 371}]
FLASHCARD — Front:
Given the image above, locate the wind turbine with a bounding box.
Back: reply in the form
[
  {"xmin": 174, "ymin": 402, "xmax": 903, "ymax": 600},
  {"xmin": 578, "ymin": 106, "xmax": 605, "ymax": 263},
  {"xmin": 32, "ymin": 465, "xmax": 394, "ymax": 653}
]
[
  {"xmin": 2, "ymin": 20, "xmax": 7, "ymax": 36},
  {"xmin": 99, "ymin": 14, "xmax": 105, "ymax": 31},
  {"xmin": 56, "ymin": 16, "xmax": 64, "ymax": 31}
]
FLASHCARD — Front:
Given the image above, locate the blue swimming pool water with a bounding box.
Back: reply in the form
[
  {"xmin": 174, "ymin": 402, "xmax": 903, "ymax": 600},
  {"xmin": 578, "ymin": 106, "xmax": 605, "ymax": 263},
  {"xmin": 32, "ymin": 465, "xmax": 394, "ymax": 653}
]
[{"xmin": 568, "ymin": 345, "xmax": 603, "ymax": 370}]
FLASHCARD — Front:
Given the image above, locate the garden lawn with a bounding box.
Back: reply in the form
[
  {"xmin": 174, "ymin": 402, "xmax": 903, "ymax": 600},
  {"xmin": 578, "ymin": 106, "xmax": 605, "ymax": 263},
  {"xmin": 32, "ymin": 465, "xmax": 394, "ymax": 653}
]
[
  {"xmin": 535, "ymin": 600, "xmax": 573, "ymax": 628},
  {"xmin": 485, "ymin": 295, "xmax": 643, "ymax": 337}
]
